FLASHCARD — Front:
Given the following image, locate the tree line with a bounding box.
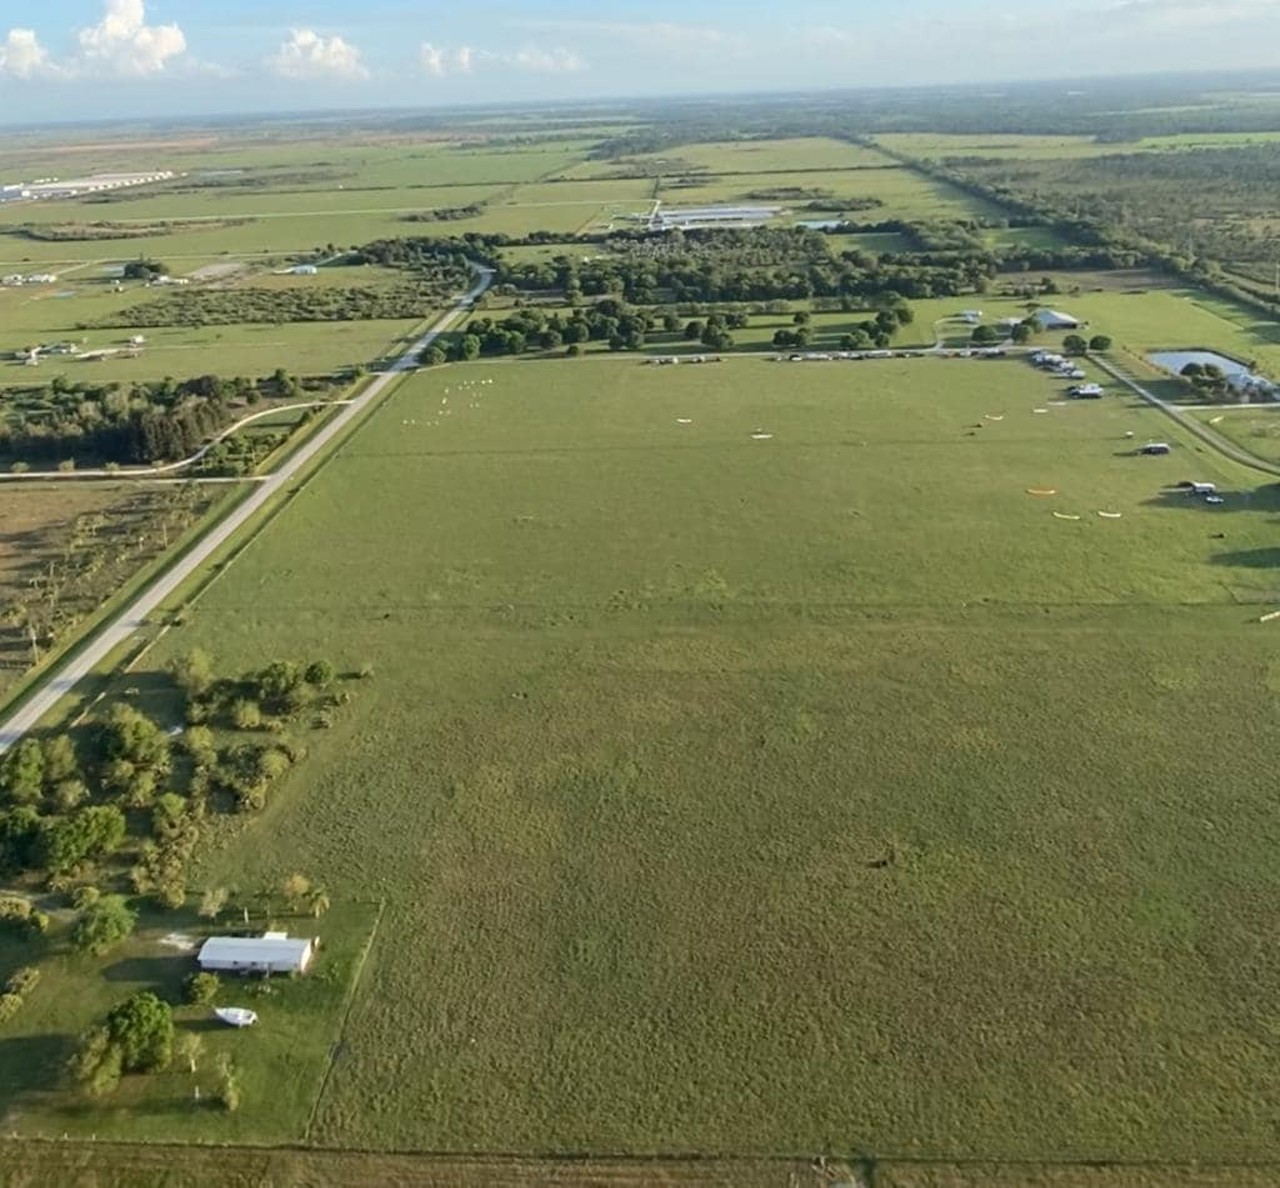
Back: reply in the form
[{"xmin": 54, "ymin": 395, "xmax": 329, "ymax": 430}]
[{"xmin": 2, "ymin": 370, "xmax": 337, "ymax": 466}]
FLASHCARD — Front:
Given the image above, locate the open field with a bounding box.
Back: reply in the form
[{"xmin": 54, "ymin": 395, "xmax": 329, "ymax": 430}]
[
  {"xmin": 0, "ymin": 318, "xmax": 427, "ymax": 387},
  {"xmin": 656, "ymin": 167, "xmax": 1001, "ymax": 220},
  {"xmin": 48, "ymin": 355, "xmax": 1273, "ymax": 1160},
  {"xmin": 1190, "ymin": 406, "xmax": 1280, "ymax": 464},
  {"xmin": 642, "ymin": 137, "xmax": 899, "ymax": 173},
  {"xmin": 877, "ymin": 133, "xmax": 1137, "ymax": 161}
]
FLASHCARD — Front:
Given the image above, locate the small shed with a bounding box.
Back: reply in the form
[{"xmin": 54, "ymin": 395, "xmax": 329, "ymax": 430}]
[{"xmin": 198, "ymin": 934, "xmax": 315, "ymax": 975}]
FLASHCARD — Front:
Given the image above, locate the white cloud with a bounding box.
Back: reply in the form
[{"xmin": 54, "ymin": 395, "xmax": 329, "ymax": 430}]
[
  {"xmin": 509, "ymin": 46, "xmax": 586, "ymax": 74},
  {"xmin": 269, "ymin": 28, "xmax": 368, "ymax": 81},
  {"xmin": 419, "ymin": 42, "xmax": 585, "ymax": 77},
  {"xmin": 75, "ymin": 0, "xmax": 186, "ymax": 77},
  {"xmin": 0, "ymin": 28, "xmax": 56, "ymax": 79},
  {"xmin": 512, "ymin": 18, "xmax": 735, "ymax": 46},
  {"xmin": 420, "ymin": 42, "xmax": 446, "ymax": 77}
]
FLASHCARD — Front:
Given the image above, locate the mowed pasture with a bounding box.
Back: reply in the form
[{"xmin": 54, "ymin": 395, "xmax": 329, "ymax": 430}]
[{"xmin": 115, "ymin": 356, "xmax": 1280, "ymax": 1159}]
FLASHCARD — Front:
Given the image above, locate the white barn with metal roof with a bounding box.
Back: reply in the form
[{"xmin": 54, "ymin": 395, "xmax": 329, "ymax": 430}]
[{"xmin": 198, "ymin": 934, "xmax": 315, "ymax": 975}]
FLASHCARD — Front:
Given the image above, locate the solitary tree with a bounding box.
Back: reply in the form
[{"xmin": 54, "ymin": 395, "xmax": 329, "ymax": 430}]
[
  {"xmin": 281, "ymin": 873, "xmax": 311, "ymax": 911},
  {"xmin": 198, "ymin": 886, "xmax": 229, "ymax": 921},
  {"xmin": 175, "ymin": 1031, "xmax": 205, "ymax": 1075},
  {"xmin": 1063, "ymin": 334, "xmax": 1089, "ymax": 356},
  {"xmin": 171, "ymin": 648, "xmax": 214, "ymax": 700},
  {"xmin": 1011, "ymin": 321, "xmax": 1034, "ymax": 345},
  {"xmin": 308, "ymin": 885, "xmax": 331, "ymax": 919},
  {"xmin": 1088, "ymin": 335, "xmax": 1113, "ymax": 352}
]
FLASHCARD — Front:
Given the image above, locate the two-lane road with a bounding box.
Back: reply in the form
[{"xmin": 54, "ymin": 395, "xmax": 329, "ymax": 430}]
[{"xmin": 0, "ymin": 266, "xmax": 493, "ymax": 753}]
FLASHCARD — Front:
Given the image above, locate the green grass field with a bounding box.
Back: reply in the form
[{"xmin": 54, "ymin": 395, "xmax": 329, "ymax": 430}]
[
  {"xmin": 0, "ymin": 901, "xmax": 379, "ymax": 1143},
  {"xmin": 63, "ymin": 354, "xmax": 1276, "ymax": 1160}
]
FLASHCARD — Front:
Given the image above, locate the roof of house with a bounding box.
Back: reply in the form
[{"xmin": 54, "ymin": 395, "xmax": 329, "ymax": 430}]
[
  {"xmin": 199, "ymin": 935, "xmax": 313, "ymax": 967},
  {"xmin": 1034, "ymin": 309, "xmax": 1079, "ymax": 325}
]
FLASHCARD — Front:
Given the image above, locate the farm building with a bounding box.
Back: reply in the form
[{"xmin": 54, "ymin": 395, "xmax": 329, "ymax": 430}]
[
  {"xmin": 641, "ymin": 204, "xmax": 780, "ymax": 231},
  {"xmin": 1031, "ymin": 309, "xmax": 1081, "ymax": 330},
  {"xmin": 198, "ymin": 933, "xmax": 315, "ymax": 975}
]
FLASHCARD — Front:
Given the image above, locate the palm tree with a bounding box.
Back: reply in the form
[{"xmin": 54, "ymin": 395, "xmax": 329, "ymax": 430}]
[{"xmin": 308, "ymin": 886, "xmax": 331, "ymax": 919}]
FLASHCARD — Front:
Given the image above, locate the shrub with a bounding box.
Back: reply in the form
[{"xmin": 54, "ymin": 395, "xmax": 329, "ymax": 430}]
[
  {"xmin": 0, "ymin": 993, "xmax": 24, "ymax": 1023},
  {"xmin": 231, "ymin": 699, "xmax": 263, "ymax": 731},
  {"xmin": 304, "ymin": 660, "xmax": 336, "ymax": 688},
  {"xmin": 73, "ymin": 894, "xmax": 137, "ymax": 956},
  {"xmin": 6, "ymin": 966, "xmax": 40, "ymax": 996},
  {"xmin": 185, "ymin": 971, "xmax": 220, "ymax": 1007},
  {"xmin": 71, "ymin": 885, "xmax": 101, "ymax": 911}
]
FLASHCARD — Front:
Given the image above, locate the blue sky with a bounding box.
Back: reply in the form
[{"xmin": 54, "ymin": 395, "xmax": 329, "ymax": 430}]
[{"xmin": 2, "ymin": 0, "xmax": 1279, "ymax": 123}]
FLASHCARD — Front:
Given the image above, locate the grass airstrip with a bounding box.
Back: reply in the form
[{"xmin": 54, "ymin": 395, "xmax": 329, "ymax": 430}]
[{"xmin": 60, "ymin": 353, "xmax": 1276, "ymax": 1159}]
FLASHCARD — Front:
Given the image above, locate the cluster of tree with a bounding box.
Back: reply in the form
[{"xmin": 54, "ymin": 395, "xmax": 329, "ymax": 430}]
[
  {"xmin": 0, "ymin": 728, "xmax": 131, "ymax": 879},
  {"xmin": 773, "ymin": 302, "xmax": 914, "ymax": 351},
  {"xmin": 0, "ymin": 652, "xmax": 354, "ymax": 903},
  {"xmin": 5, "ymin": 221, "xmax": 249, "ymax": 243},
  {"xmin": 348, "ymin": 234, "xmax": 501, "ymax": 272},
  {"xmin": 1, "ymin": 370, "xmax": 332, "ymax": 466},
  {"xmin": 123, "ymin": 259, "xmax": 168, "ymax": 280},
  {"xmin": 69, "ymin": 991, "xmax": 173, "ymax": 1097},
  {"xmin": 1179, "ymin": 361, "xmax": 1231, "ymax": 393},
  {"xmin": 170, "ymin": 652, "xmax": 352, "ymax": 816},
  {"xmin": 428, "ymin": 299, "xmax": 667, "ymax": 360},
  {"xmin": 0, "ymin": 895, "xmax": 48, "ymax": 936},
  {"xmin": 176, "ymin": 652, "xmax": 339, "ymax": 728},
  {"xmin": 93, "ymin": 279, "xmax": 448, "ymax": 330},
  {"xmin": 489, "ymin": 227, "xmax": 995, "ymax": 304},
  {"xmin": 402, "ymin": 204, "xmax": 486, "ymax": 223}
]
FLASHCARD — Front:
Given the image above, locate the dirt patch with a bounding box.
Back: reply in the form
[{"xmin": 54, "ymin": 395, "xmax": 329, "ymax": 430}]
[{"xmin": 189, "ymin": 261, "xmax": 248, "ymax": 282}]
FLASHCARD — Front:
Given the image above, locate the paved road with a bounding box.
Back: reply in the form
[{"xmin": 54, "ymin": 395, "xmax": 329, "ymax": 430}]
[{"xmin": 0, "ymin": 266, "xmax": 492, "ymax": 753}]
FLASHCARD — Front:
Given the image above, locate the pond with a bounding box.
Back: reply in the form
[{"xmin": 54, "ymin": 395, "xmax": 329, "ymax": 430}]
[{"xmin": 1148, "ymin": 349, "xmax": 1249, "ymax": 376}]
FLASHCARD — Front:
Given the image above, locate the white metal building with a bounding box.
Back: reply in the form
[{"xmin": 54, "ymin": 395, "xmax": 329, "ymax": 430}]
[
  {"xmin": 198, "ymin": 934, "xmax": 315, "ymax": 975},
  {"xmin": 1032, "ymin": 309, "xmax": 1081, "ymax": 330}
]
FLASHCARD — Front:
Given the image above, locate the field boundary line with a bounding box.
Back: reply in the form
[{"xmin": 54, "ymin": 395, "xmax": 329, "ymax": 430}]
[{"xmin": 304, "ymin": 898, "xmax": 387, "ymax": 1142}]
